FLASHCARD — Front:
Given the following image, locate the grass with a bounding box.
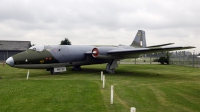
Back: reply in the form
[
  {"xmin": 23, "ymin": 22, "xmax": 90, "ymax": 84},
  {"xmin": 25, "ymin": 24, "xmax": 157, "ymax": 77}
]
[
  {"xmin": 0, "ymin": 64, "xmax": 200, "ymax": 112},
  {"xmin": 0, "ymin": 80, "xmax": 105, "ymax": 111}
]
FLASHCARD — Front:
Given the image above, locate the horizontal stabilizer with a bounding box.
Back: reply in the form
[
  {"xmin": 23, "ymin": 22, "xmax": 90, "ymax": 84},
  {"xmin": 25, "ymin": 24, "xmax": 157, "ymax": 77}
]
[{"xmin": 147, "ymin": 43, "xmax": 174, "ymax": 48}]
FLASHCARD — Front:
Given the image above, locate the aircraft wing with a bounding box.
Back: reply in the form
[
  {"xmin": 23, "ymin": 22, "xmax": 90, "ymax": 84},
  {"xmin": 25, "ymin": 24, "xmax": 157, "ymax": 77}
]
[
  {"xmin": 108, "ymin": 46, "xmax": 194, "ymax": 54},
  {"xmin": 89, "ymin": 46, "xmax": 195, "ymax": 59}
]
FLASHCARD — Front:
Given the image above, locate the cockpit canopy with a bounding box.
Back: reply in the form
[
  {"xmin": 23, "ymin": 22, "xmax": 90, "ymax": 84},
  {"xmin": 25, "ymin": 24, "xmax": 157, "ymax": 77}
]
[{"xmin": 29, "ymin": 45, "xmax": 44, "ymax": 52}]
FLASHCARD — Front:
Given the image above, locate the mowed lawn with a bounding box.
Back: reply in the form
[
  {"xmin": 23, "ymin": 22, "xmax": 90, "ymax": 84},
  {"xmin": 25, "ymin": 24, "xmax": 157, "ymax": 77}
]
[{"xmin": 0, "ymin": 64, "xmax": 200, "ymax": 112}]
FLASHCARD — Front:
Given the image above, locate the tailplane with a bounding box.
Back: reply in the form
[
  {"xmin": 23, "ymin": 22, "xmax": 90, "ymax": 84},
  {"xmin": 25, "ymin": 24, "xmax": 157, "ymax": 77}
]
[{"xmin": 130, "ymin": 30, "xmax": 146, "ymax": 48}]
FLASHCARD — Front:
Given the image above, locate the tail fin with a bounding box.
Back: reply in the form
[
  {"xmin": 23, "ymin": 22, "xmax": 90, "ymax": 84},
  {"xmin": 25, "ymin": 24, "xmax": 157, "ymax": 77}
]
[{"xmin": 130, "ymin": 30, "xmax": 146, "ymax": 48}]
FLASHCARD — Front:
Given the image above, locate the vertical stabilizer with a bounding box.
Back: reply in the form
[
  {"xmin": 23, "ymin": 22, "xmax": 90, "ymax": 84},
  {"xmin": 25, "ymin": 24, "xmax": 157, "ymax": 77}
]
[{"xmin": 130, "ymin": 30, "xmax": 146, "ymax": 47}]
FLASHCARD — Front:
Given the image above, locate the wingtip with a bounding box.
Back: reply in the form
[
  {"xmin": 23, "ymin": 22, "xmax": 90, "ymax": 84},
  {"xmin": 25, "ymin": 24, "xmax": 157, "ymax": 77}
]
[{"xmin": 183, "ymin": 46, "xmax": 196, "ymax": 49}]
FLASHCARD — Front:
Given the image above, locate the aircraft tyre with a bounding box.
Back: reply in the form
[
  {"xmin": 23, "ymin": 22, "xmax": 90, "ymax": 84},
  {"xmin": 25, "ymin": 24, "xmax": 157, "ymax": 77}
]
[
  {"xmin": 72, "ymin": 66, "xmax": 82, "ymax": 71},
  {"xmin": 50, "ymin": 69, "xmax": 55, "ymax": 75},
  {"xmin": 50, "ymin": 68, "xmax": 60, "ymax": 75},
  {"xmin": 106, "ymin": 63, "xmax": 115, "ymax": 73}
]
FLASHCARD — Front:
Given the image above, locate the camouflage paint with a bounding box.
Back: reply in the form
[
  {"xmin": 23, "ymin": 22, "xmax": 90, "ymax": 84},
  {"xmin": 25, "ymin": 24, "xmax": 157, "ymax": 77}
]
[{"xmin": 13, "ymin": 49, "xmax": 59, "ymax": 65}]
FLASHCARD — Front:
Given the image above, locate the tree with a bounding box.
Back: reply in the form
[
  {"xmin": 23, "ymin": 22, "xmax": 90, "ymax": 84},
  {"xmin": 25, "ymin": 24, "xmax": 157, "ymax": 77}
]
[{"xmin": 60, "ymin": 38, "xmax": 71, "ymax": 45}]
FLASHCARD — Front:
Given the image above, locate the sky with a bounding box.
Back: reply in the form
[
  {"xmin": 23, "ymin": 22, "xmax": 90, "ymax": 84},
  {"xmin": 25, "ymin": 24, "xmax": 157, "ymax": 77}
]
[{"xmin": 0, "ymin": 0, "xmax": 200, "ymax": 53}]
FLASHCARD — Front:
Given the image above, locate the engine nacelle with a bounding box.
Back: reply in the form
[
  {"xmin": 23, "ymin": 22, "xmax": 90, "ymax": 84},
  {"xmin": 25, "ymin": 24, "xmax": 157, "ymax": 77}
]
[{"xmin": 92, "ymin": 47, "xmax": 114, "ymax": 59}]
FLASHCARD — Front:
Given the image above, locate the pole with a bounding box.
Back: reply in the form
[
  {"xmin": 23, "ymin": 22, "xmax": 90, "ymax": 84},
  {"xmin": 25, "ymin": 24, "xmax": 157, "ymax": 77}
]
[
  {"xmin": 193, "ymin": 50, "xmax": 195, "ymax": 67},
  {"xmin": 101, "ymin": 71, "xmax": 103, "ymax": 81},
  {"xmin": 130, "ymin": 107, "xmax": 136, "ymax": 112},
  {"xmin": 150, "ymin": 54, "xmax": 152, "ymax": 64},
  {"xmin": 111, "ymin": 85, "xmax": 114, "ymax": 104},
  {"xmin": 7, "ymin": 50, "xmax": 8, "ymax": 59},
  {"xmin": 3, "ymin": 53, "xmax": 6, "ymax": 66},
  {"xmin": 135, "ymin": 58, "xmax": 136, "ymax": 64},
  {"xmin": 103, "ymin": 75, "xmax": 105, "ymax": 88},
  {"xmin": 183, "ymin": 51, "xmax": 185, "ymax": 66},
  {"xmin": 27, "ymin": 70, "xmax": 29, "ymax": 80}
]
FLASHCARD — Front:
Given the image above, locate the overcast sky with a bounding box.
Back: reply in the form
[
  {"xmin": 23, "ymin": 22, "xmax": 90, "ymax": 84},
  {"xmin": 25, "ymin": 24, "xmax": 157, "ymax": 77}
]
[{"xmin": 0, "ymin": 0, "xmax": 200, "ymax": 52}]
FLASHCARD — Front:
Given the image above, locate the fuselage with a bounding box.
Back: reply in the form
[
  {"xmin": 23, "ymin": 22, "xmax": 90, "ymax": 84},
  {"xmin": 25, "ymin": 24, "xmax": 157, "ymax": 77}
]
[{"xmin": 6, "ymin": 45, "xmax": 136, "ymax": 69}]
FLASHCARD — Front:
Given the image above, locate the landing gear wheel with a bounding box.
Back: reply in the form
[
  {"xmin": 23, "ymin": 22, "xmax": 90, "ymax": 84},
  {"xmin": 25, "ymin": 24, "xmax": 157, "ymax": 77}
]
[
  {"xmin": 72, "ymin": 66, "xmax": 82, "ymax": 71},
  {"xmin": 50, "ymin": 69, "xmax": 60, "ymax": 75},
  {"xmin": 50, "ymin": 69, "xmax": 55, "ymax": 75},
  {"xmin": 106, "ymin": 63, "xmax": 115, "ymax": 73}
]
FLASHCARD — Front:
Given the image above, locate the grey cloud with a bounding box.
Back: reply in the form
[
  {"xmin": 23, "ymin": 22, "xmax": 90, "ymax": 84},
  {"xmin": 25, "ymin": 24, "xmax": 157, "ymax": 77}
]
[{"xmin": 0, "ymin": 0, "xmax": 199, "ymax": 51}]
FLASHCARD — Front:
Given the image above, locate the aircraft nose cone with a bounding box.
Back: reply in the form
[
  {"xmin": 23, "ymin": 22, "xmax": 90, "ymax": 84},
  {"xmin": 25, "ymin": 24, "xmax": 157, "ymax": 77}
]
[{"xmin": 6, "ymin": 57, "xmax": 14, "ymax": 66}]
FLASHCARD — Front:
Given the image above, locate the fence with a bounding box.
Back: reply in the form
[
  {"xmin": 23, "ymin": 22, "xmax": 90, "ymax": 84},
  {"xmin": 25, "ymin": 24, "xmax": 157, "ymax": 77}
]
[
  {"xmin": 119, "ymin": 51, "xmax": 200, "ymax": 68},
  {"xmin": 170, "ymin": 55, "xmax": 200, "ymax": 68}
]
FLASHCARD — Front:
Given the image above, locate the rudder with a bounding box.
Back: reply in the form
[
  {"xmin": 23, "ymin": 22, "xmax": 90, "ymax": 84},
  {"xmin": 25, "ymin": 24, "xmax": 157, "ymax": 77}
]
[{"xmin": 130, "ymin": 30, "xmax": 146, "ymax": 48}]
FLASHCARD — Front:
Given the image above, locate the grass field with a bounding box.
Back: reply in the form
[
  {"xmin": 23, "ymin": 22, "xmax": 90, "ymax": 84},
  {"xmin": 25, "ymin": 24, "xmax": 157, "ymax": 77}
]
[{"xmin": 0, "ymin": 64, "xmax": 200, "ymax": 112}]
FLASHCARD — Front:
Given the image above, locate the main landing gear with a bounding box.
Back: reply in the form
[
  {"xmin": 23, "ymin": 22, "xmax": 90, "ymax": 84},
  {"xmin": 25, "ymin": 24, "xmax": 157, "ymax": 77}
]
[
  {"xmin": 106, "ymin": 60, "xmax": 118, "ymax": 73},
  {"xmin": 72, "ymin": 66, "xmax": 82, "ymax": 71}
]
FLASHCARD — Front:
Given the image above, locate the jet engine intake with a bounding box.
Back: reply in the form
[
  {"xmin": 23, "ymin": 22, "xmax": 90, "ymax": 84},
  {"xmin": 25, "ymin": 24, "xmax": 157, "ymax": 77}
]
[
  {"xmin": 92, "ymin": 48, "xmax": 113, "ymax": 59},
  {"xmin": 92, "ymin": 48, "xmax": 99, "ymax": 58}
]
